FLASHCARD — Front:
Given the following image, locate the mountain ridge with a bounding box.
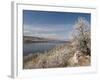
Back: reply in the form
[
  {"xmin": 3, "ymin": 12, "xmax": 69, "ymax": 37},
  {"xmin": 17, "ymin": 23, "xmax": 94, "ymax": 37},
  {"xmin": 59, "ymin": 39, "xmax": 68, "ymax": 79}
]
[{"xmin": 23, "ymin": 36, "xmax": 69, "ymax": 43}]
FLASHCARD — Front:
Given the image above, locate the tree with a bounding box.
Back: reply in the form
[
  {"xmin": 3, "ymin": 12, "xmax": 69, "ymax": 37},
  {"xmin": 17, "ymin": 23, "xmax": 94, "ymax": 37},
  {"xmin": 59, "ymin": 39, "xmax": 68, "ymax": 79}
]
[{"xmin": 72, "ymin": 17, "xmax": 91, "ymax": 56}]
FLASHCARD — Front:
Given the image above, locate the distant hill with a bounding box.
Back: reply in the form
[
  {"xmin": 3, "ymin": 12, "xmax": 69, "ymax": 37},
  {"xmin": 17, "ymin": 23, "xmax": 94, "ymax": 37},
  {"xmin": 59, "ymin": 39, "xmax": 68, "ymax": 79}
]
[{"xmin": 23, "ymin": 36, "xmax": 69, "ymax": 43}]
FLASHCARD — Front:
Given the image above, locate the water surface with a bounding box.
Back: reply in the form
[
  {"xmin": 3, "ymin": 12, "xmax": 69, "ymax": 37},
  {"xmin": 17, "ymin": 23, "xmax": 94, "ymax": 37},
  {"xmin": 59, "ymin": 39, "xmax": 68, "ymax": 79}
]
[{"xmin": 23, "ymin": 41, "xmax": 66, "ymax": 56}]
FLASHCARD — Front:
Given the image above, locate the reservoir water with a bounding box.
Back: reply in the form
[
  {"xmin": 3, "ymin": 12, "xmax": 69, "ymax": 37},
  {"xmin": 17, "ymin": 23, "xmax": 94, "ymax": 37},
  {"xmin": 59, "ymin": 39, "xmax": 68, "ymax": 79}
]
[{"xmin": 23, "ymin": 41, "xmax": 66, "ymax": 56}]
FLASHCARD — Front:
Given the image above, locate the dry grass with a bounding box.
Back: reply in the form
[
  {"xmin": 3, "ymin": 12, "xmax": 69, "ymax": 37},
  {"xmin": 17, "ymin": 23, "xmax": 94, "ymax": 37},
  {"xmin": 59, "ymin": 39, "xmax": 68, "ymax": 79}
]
[{"xmin": 23, "ymin": 43, "xmax": 91, "ymax": 69}]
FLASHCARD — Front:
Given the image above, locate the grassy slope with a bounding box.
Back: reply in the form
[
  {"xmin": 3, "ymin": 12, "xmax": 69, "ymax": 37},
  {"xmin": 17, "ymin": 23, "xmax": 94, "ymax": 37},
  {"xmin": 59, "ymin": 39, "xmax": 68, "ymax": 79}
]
[{"xmin": 23, "ymin": 43, "xmax": 90, "ymax": 69}]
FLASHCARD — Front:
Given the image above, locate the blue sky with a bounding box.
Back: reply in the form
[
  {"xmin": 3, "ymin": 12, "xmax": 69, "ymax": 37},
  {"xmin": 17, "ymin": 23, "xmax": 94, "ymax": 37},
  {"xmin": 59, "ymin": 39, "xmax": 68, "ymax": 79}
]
[{"xmin": 23, "ymin": 10, "xmax": 91, "ymax": 41}]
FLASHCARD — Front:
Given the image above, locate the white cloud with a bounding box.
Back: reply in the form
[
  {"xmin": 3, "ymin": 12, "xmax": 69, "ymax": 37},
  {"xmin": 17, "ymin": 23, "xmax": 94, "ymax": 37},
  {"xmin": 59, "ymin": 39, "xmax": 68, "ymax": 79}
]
[{"xmin": 23, "ymin": 24, "xmax": 73, "ymax": 40}]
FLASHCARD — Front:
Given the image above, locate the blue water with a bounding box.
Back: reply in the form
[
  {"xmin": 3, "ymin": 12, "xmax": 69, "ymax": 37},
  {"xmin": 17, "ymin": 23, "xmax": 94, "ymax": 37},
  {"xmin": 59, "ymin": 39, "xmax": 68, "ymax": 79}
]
[{"xmin": 23, "ymin": 41, "xmax": 66, "ymax": 56}]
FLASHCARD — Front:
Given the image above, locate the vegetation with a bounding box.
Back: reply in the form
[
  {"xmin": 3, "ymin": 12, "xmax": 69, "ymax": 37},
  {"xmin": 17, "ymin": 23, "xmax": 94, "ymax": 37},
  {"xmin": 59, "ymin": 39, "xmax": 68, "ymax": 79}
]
[{"xmin": 23, "ymin": 17, "xmax": 91, "ymax": 69}]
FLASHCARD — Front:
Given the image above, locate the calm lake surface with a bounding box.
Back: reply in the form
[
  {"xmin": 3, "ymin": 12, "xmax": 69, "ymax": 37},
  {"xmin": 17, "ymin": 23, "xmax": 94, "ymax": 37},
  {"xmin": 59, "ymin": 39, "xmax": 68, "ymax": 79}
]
[{"xmin": 23, "ymin": 41, "xmax": 66, "ymax": 56}]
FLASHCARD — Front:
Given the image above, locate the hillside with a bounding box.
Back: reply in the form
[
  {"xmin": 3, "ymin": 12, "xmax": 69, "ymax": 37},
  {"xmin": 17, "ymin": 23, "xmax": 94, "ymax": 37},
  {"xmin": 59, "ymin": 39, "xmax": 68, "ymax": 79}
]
[
  {"xmin": 23, "ymin": 36, "xmax": 68, "ymax": 43},
  {"xmin": 23, "ymin": 43, "xmax": 90, "ymax": 69}
]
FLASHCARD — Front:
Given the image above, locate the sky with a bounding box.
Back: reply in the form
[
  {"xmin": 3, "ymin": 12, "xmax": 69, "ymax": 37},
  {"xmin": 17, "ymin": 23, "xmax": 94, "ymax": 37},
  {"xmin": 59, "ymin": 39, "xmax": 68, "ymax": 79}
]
[{"xmin": 23, "ymin": 10, "xmax": 91, "ymax": 41}]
